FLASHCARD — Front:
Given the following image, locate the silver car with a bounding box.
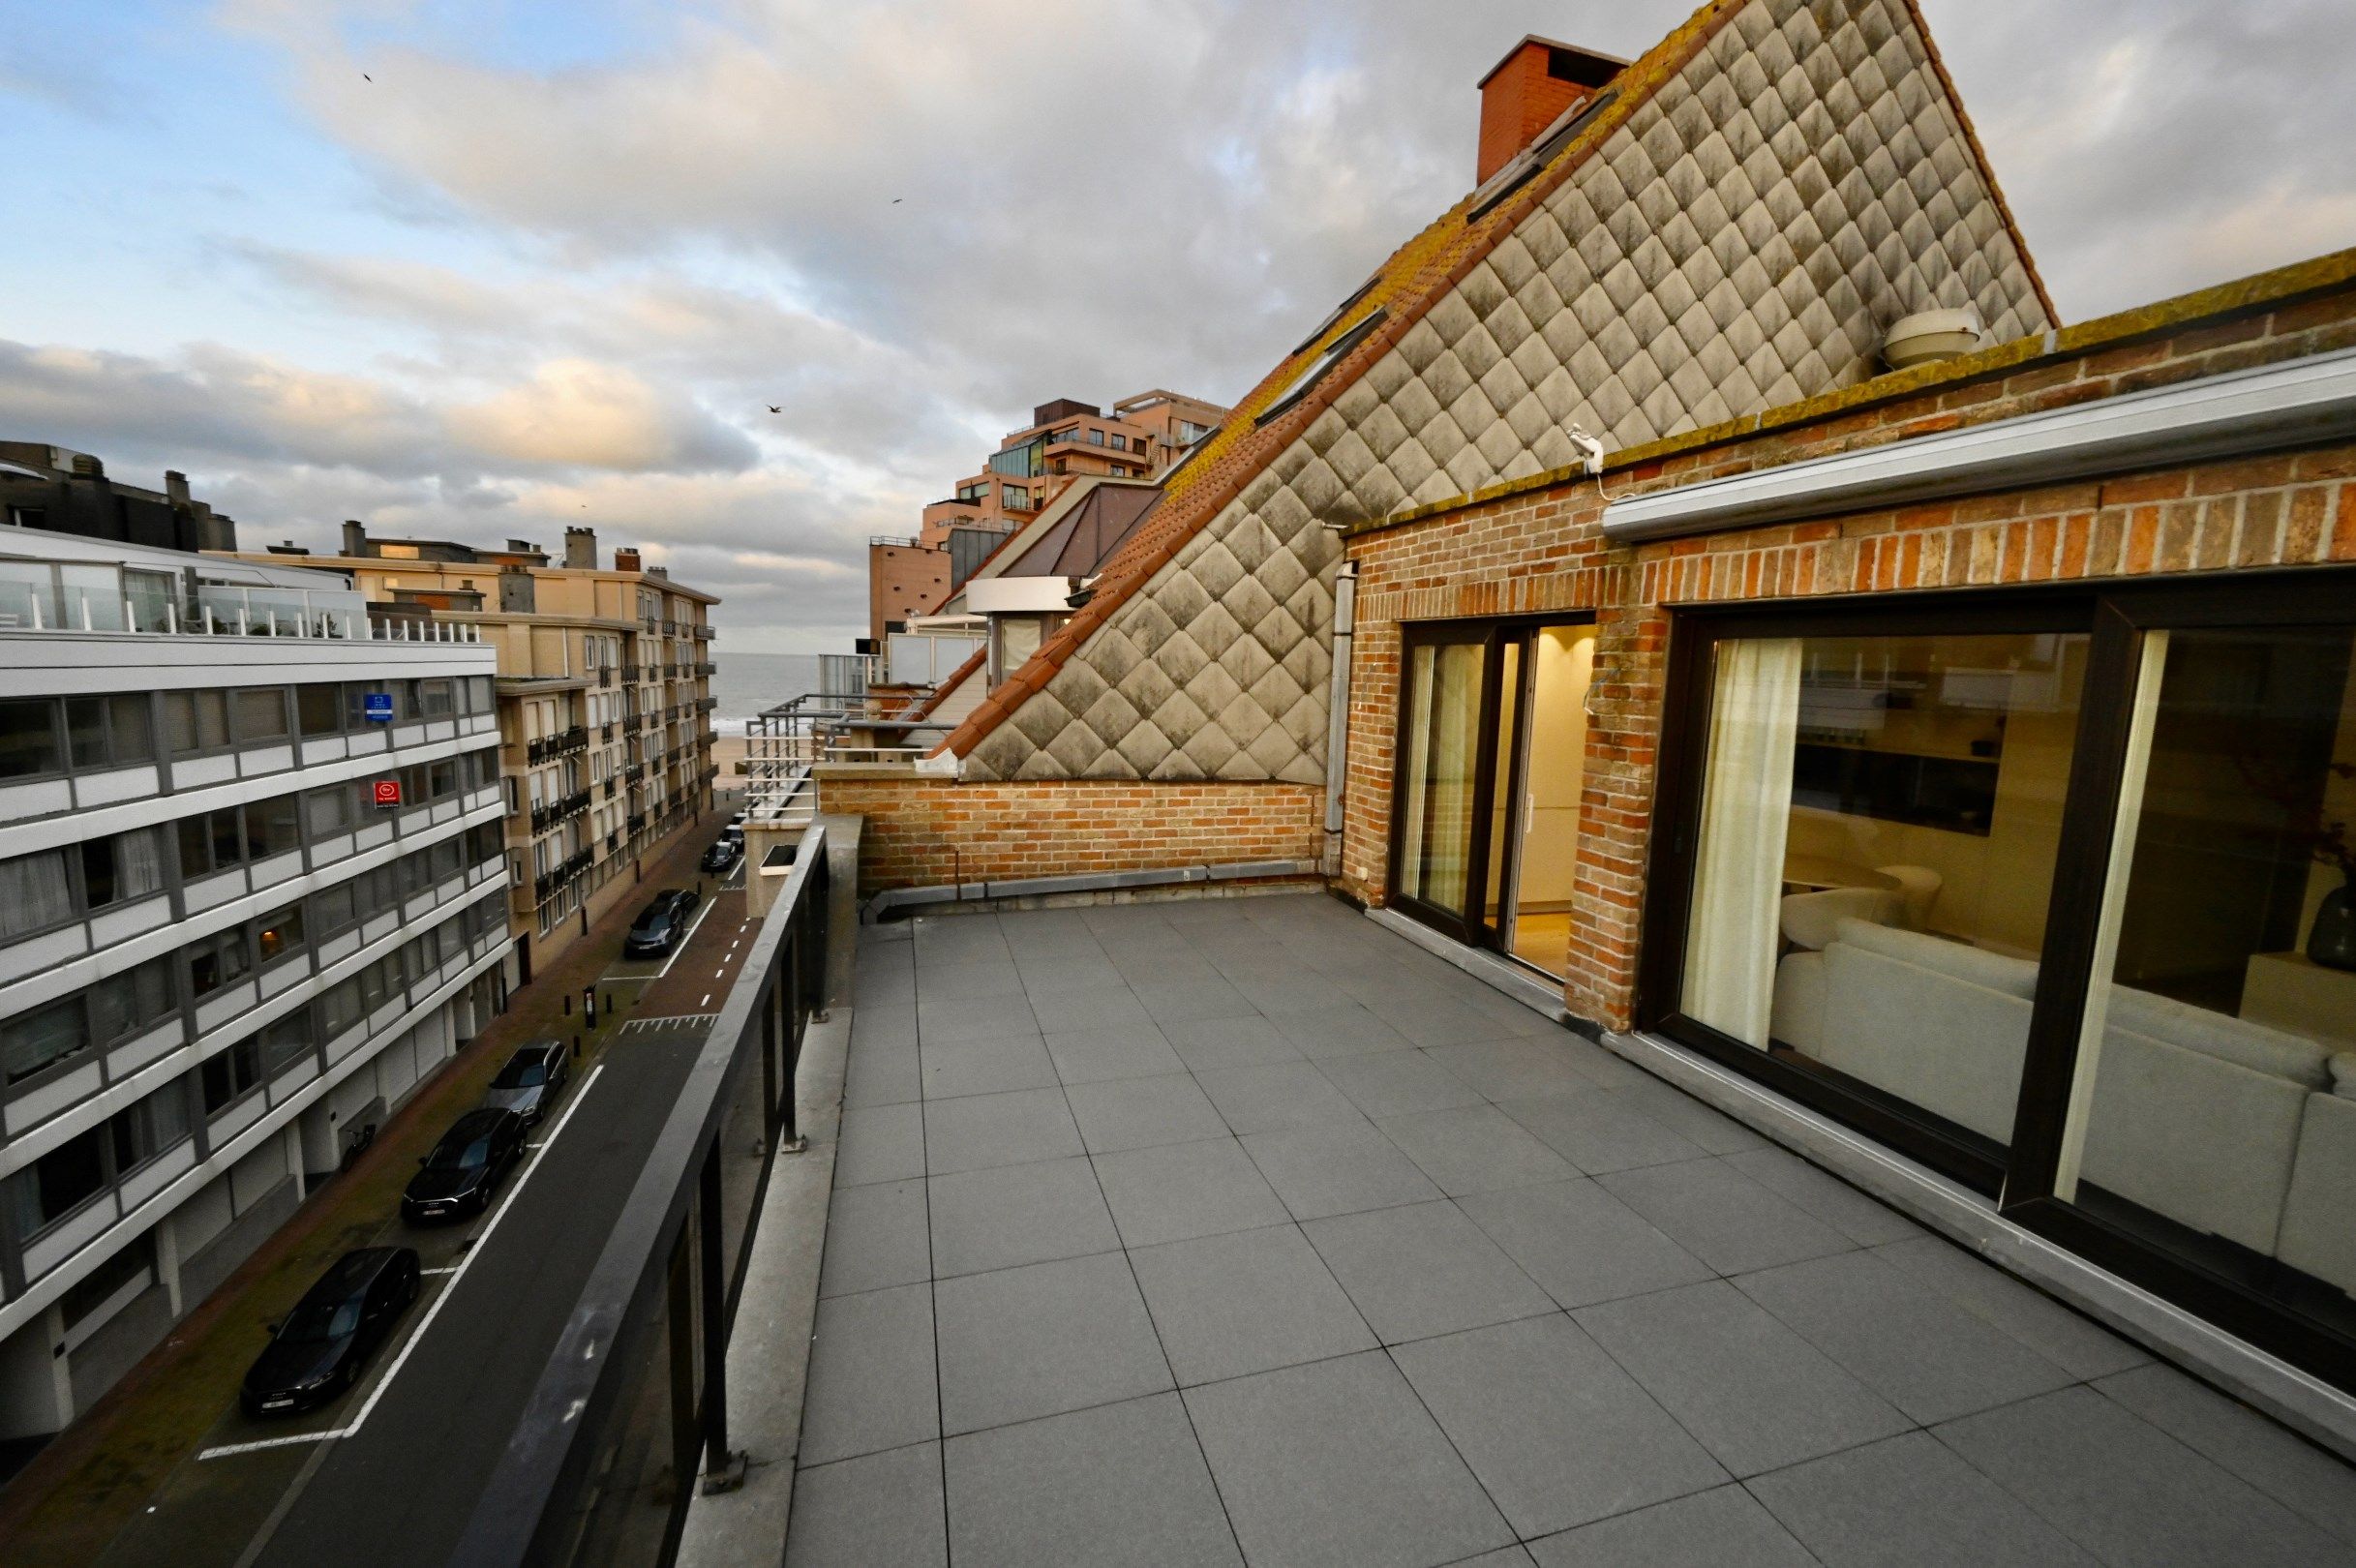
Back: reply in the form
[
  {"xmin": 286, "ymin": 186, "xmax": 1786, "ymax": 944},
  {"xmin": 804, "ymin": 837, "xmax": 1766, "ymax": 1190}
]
[{"xmin": 481, "ymin": 1039, "xmax": 569, "ymax": 1126}]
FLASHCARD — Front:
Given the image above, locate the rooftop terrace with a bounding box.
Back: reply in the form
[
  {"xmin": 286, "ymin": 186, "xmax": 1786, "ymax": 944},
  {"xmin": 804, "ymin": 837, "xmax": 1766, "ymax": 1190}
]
[{"xmin": 789, "ymin": 892, "xmax": 2356, "ymax": 1567}]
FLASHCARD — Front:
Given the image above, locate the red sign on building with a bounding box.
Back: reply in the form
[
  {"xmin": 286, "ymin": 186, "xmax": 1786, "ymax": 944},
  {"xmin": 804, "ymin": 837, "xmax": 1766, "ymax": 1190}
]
[{"xmin": 373, "ymin": 778, "xmax": 403, "ymax": 810}]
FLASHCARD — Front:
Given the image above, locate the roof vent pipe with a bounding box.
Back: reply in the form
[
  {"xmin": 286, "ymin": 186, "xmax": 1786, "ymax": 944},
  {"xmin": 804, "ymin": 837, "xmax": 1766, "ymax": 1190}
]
[{"xmin": 1882, "ymin": 308, "xmax": 1987, "ymax": 371}]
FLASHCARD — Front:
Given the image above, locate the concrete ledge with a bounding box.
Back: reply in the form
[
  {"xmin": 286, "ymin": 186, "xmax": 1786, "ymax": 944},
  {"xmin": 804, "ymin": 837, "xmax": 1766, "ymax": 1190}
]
[
  {"xmin": 1600, "ymin": 1027, "xmax": 2356, "ymax": 1464},
  {"xmin": 675, "ymin": 1004, "xmax": 852, "ymax": 1567}
]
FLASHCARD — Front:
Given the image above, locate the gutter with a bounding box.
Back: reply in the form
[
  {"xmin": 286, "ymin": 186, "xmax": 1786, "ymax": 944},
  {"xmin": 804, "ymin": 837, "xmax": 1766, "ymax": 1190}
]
[
  {"xmin": 1601, "ymin": 344, "xmax": 2356, "ymax": 544},
  {"xmin": 864, "ymin": 859, "xmax": 1320, "ymax": 922},
  {"xmin": 1321, "ymin": 562, "xmax": 1358, "ymax": 878}
]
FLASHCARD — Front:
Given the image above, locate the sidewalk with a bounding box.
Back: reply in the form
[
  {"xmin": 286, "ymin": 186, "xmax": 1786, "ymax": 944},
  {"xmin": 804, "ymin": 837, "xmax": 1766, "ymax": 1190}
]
[{"xmin": 0, "ymin": 806, "xmax": 730, "ymax": 1566}]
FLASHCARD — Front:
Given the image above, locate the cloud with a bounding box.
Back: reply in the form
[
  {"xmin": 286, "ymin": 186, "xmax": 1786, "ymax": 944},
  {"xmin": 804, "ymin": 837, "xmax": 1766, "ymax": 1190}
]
[{"xmin": 451, "ymin": 358, "xmax": 754, "ymax": 472}]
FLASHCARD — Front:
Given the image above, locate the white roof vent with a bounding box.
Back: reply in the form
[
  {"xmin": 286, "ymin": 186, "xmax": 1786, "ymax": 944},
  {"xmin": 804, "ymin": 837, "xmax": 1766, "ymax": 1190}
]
[{"xmin": 1882, "ymin": 307, "xmax": 1987, "ymax": 371}]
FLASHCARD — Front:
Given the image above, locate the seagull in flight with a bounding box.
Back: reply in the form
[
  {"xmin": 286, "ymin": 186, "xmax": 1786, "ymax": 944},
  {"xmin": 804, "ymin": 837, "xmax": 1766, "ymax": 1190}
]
[{"xmin": 767, "ymin": 405, "xmax": 782, "ymax": 413}]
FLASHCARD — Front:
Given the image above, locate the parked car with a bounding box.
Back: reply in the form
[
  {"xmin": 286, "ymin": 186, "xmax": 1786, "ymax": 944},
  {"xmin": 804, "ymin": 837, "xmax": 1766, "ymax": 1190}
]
[
  {"xmin": 402, "ymin": 1107, "xmax": 527, "ymax": 1222},
  {"xmin": 624, "ymin": 888, "xmax": 702, "ymax": 957},
  {"xmin": 481, "ymin": 1039, "xmax": 568, "ymax": 1126},
  {"xmin": 700, "ymin": 833, "xmax": 743, "ymax": 874},
  {"xmin": 241, "ymin": 1247, "xmax": 421, "ymax": 1416}
]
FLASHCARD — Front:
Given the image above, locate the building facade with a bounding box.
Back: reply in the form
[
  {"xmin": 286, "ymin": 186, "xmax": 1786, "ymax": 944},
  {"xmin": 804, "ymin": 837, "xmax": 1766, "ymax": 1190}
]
[
  {"xmin": 219, "ymin": 526, "xmax": 720, "ymax": 979},
  {"xmin": 0, "ymin": 525, "xmax": 510, "ymax": 1440}
]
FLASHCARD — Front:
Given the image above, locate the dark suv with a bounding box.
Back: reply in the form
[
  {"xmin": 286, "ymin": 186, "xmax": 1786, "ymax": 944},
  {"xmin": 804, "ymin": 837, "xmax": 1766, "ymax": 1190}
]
[
  {"xmin": 241, "ymin": 1247, "xmax": 421, "ymax": 1416},
  {"xmin": 481, "ymin": 1039, "xmax": 569, "ymax": 1126},
  {"xmin": 402, "ymin": 1107, "xmax": 527, "ymax": 1222},
  {"xmin": 700, "ymin": 830, "xmax": 743, "ymax": 875},
  {"xmin": 624, "ymin": 889, "xmax": 701, "ymax": 957}
]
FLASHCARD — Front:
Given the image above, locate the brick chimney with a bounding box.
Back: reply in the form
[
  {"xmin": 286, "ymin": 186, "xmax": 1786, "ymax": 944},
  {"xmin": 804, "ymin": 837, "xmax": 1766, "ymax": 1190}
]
[
  {"xmin": 614, "ymin": 546, "xmax": 642, "ymax": 574},
  {"xmin": 1476, "ymin": 36, "xmax": 1626, "ymax": 186}
]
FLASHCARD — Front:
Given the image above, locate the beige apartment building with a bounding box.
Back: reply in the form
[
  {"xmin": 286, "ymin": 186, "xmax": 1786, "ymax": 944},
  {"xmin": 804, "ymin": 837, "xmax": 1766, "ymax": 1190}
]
[
  {"xmin": 218, "ymin": 525, "xmax": 719, "ymax": 979},
  {"xmin": 869, "ymin": 389, "xmax": 1227, "ymax": 643}
]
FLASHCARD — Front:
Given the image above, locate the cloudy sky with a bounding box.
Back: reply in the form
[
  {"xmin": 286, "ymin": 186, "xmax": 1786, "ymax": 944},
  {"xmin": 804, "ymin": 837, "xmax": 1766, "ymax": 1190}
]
[{"xmin": 5, "ymin": 0, "xmax": 2352, "ymax": 652}]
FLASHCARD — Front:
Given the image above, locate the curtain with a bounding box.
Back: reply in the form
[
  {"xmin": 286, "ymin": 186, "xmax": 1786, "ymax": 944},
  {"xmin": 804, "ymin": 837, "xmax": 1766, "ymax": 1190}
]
[
  {"xmin": 117, "ymin": 827, "xmax": 166, "ymax": 902},
  {"xmin": 1681, "ymin": 638, "xmax": 1803, "ymax": 1048},
  {"xmin": 0, "ymin": 849, "xmax": 75, "ymax": 941}
]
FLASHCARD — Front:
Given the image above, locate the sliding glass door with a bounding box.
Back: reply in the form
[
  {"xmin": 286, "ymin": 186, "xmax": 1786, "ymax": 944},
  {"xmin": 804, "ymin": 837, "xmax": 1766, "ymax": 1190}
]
[
  {"xmin": 1646, "ymin": 570, "xmax": 2356, "ymax": 1390},
  {"xmin": 1392, "ymin": 619, "xmax": 1594, "ymax": 972}
]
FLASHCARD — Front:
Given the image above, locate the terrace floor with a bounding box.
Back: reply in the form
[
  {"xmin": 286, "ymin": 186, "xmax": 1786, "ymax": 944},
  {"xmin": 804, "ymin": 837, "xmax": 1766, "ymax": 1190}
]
[{"xmin": 791, "ymin": 891, "xmax": 2356, "ymax": 1567}]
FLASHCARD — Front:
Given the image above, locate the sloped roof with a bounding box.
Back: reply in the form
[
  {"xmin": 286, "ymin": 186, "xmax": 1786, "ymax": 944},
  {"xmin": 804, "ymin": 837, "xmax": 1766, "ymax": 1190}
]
[{"xmin": 942, "ymin": 0, "xmax": 2053, "ymax": 775}]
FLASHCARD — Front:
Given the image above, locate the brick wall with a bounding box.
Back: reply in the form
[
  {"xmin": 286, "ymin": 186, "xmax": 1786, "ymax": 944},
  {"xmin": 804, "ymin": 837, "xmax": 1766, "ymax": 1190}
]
[
  {"xmin": 819, "ymin": 771, "xmax": 1324, "ymax": 896},
  {"xmin": 1343, "ymin": 269, "xmax": 2356, "ymax": 1032}
]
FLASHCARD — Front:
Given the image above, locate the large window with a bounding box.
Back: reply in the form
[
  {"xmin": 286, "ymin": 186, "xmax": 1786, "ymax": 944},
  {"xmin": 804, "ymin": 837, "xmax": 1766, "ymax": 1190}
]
[
  {"xmin": 1650, "ymin": 572, "xmax": 2356, "ymax": 1388},
  {"xmin": 5, "ymin": 1128, "xmax": 106, "ymax": 1239},
  {"xmin": 0, "ymin": 698, "xmax": 61, "ymax": 779}
]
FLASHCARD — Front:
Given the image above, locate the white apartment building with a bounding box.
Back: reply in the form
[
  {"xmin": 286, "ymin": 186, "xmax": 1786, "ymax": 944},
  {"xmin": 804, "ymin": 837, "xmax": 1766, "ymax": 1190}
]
[{"xmin": 0, "ymin": 527, "xmax": 513, "ymax": 1440}]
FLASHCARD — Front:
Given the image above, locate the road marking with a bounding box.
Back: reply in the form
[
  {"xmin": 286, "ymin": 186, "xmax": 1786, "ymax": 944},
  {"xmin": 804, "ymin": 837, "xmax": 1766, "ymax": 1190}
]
[
  {"xmin": 650, "ymin": 899, "xmax": 720, "ymax": 979},
  {"xmin": 197, "ymin": 1063, "xmax": 606, "ymax": 1462},
  {"xmin": 700, "ymin": 993, "xmax": 711, "ymax": 1008},
  {"xmin": 421, "ymin": 1265, "xmax": 460, "ymax": 1275}
]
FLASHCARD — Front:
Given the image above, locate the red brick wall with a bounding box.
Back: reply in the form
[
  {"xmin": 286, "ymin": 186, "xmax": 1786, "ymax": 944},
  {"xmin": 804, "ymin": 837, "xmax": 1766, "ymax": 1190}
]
[
  {"xmin": 1344, "ymin": 277, "xmax": 2356, "ymax": 1031},
  {"xmin": 820, "ymin": 773, "xmax": 1324, "ymax": 896}
]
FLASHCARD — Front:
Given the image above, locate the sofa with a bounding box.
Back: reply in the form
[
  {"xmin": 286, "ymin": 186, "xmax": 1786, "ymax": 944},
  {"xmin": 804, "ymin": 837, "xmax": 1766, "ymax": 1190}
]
[{"xmin": 1772, "ymin": 917, "xmax": 2356, "ymax": 1295}]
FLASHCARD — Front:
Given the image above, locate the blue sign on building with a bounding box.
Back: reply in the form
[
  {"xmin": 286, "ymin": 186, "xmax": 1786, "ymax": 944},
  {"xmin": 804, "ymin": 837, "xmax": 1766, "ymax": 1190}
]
[{"xmin": 363, "ymin": 692, "xmax": 395, "ymax": 724}]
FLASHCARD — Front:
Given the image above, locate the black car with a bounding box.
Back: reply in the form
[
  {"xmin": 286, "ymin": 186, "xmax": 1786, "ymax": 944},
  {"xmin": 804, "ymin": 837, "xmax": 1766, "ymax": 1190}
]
[
  {"xmin": 623, "ymin": 888, "xmax": 701, "ymax": 957},
  {"xmin": 402, "ymin": 1107, "xmax": 527, "ymax": 1222},
  {"xmin": 481, "ymin": 1039, "xmax": 568, "ymax": 1126},
  {"xmin": 241, "ymin": 1247, "xmax": 420, "ymax": 1416},
  {"xmin": 700, "ymin": 833, "xmax": 743, "ymax": 874}
]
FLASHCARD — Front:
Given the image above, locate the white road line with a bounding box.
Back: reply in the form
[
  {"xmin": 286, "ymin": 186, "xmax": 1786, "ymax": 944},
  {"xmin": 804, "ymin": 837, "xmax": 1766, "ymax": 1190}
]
[
  {"xmin": 197, "ymin": 1063, "xmax": 606, "ymax": 1462},
  {"xmin": 420, "ymin": 1266, "xmax": 460, "ymax": 1275},
  {"xmin": 699, "ymin": 993, "xmax": 711, "ymax": 1008},
  {"xmin": 649, "ymin": 900, "xmax": 719, "ymax": 980}
]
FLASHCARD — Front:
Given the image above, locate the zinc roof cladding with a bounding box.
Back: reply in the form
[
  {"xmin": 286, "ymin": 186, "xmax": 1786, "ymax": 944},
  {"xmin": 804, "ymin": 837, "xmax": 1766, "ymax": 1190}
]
[{"xmin": 938, "ymin": 0, "xmax": 2054, "ymax": 762}]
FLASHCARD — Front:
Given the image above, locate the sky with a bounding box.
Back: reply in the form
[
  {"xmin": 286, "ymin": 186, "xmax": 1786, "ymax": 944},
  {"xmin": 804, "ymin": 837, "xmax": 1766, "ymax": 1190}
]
[{"xmin": 4, "ymin": 0, "xmax": 2352, "ymax": 653}]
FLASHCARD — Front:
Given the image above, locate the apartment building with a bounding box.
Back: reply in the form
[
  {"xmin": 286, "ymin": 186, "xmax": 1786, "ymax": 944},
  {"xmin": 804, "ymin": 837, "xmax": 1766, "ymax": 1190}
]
[
  {"xmin": 869, "ymin": 389, "xmax": 1227, "ymax": 643},
  {"xmin": 219, "ymin": 525, "xmax": 720, "ymax": 980},
  {"xmin": 0, "ymin": 518, "xmax": 510, "ymax": 1441}
]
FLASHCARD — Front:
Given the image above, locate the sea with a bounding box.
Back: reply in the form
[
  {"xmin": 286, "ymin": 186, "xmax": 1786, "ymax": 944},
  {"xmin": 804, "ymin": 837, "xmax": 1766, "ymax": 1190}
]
[{"xmin": 707, "ymin": 650, "xmax": 824, "ymax": 735}]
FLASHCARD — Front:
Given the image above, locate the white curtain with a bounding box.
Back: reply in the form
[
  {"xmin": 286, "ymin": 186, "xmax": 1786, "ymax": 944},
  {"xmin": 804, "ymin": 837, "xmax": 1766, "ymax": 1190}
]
[
  {"xmin": 1681, "ymin": 638, "xmax": 1803, "ymax": 1047},
  {"xmin": 0, "ymin": 849, "xmax": 75, "ymax": 940},
  {"xmin": 117, "ymin": 827, "xmax": 166, "ymax": 902}
]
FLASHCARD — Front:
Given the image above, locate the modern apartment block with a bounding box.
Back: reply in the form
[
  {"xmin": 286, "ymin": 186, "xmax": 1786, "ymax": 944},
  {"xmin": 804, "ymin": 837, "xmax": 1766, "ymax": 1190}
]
[
  {"xmin": 218, "ymin": 525, "xmax": 721, "ymax": 979},
  {"xmin": 0, "ymin": 516, "xmax": 510, "ymax": 1441},
  {"xmin": 868, "ymin": 389, "xmax": 1227, "ymax": 642}
]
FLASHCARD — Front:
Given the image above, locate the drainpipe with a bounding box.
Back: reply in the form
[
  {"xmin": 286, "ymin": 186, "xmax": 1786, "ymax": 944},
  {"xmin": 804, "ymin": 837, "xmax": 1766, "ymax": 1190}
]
[{"xmin": 1320, "ymin": 561, "xmax": 1359, "ymax": 879}]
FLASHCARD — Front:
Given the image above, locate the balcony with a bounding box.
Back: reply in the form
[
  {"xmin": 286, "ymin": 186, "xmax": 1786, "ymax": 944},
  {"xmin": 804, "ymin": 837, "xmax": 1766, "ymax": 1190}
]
[
  {"xmin": 620, "ymin": 663, "xmax": 641, "ymax": 682},
  {"xmin": 693, "ymin": 661, "xmax": 716, "ymax": 677}
]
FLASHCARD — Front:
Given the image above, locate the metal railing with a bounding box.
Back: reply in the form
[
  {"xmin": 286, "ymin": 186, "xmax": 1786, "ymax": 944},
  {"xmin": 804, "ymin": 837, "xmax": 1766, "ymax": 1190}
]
[{"xmin": 453, "ymin": 827, "xmax": 831, "ymax": 1566}]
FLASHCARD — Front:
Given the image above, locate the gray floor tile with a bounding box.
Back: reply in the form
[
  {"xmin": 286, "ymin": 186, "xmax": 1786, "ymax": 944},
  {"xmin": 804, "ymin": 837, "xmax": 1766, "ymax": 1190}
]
[
  {"xmin": 1130, "ymin": 1223, "xmax": 1376, "ymax": 1385},
  {"xmin": 1067, "ymin": 1073, "xmax": 1231, "ymax": 1154},
  {"xmin": 1043, "ymin": 1023, "xmax": 1186, "ymax": 1084},
  {"xmin": 1443, "ymin": 1552, "xmax": 1535, "ymax": 1567},
  {"xmin": 928, "ymin": 1157, "xmax": 1121, "ymax": 1278},
  {"xmin": 1094, "ymin": 1136, "xmax": 1292, "ymax": 1247},
  {"xmin": 1379, "ymin": 996, "xmax": 1509, "ymax": 1048},
  {"xmin": 944, "ymin": 1394, "xmax": 1241, "ymax": 1568},
  {"xmin": 1194, "ymin": 1060, "xmax": 1364, "ymax": 1135},
  {"xmin": 1874, "ymin": 1235, "xmax": 2149, "ymax": 1380},
  {"xmin": 1393, "ymin": 1314, "xmax": 1727, "ymax": 1538},
  {"xmin": 1303, "ymin": 1199, "xmax": 1555, "ymax": 1343},
  {"xmin": 1573, "ymin": 1280, "xmax": 1910, "ymax": 1477},
  {"xmin": 1423, "ymin": 1038, "xmax": 1600, "ymax": 1101},
  {"xmin": 1606, "ymin": 1078, "xmax": 1767, "ymax": 1153},
  {"xmin": 917, "ymin": 958, "xmax": 1028, "ymax": 1001},
  {"xmin": 2093, "ymin": 1363, "xmax": 2356, "ymax": 1546},
  {"xmin": 1271, "ymin": 1004, "xmax": 1416, "ymax": 1059},
  {"xmin": 1935, "ymin": 1385, "xmax": 2351, "ymax": 1568},
  {"xmin": 1596, "ymin": 1158, "xmax": 1853, "ymax": 1275},
  {"xmin": 1495, "ymin": 1093, "xmax": 1707, "ymax": 1175},
  {"xmin": 1526, "ymin": 1486, "xmax": 1814, "ymax": 1568},
  {"xmin": 837, "ymin": 1101, "xmax": 926, "ymax": 1187},
  {"xmin": 1720, "ymin": 1145, "xmax": 1924, "ymax": 1245},
  {"xmin": 1030, "ymin": 986, "xmax": 1155, "ymax": 1034},
  {"xmin": 851, "ymin": 1005, "xmax": 920, "ymax": 1051},
  {"xmin": 923, "ymin": 1086, "xmax": 1083, "ymax": 1174},
  {"xmin": 1456, "ymin": 1178, "xmax": 1713, "ymax": 1309},
  {"xmin": 1184, "ymin": 1351, "xmax": 1514, "ymax": 1568},
  {"xmin": 1014, "ymin": 956, "xmax": 1122, "ymax": 996},
  {"xmin": 1226, "ymin": 968, "xmax": 1352, "ymax": 1016},
  {"xmin": 1316, "ymin": 1049, "xmax": 1484, "ymax": 1118},
  {"xmin": 1134, "ymin": 978, "xmax": 1257, "ymax": 1024},
  {"xmin": 843, "ymin": 1039, "xmax": 921, "ymax": 1108},
  {"xmin": 1163, "ymin": 1015, "xmax": 1303, "ymax": 1070},
  {"xmin": 1734, "ymin": 1249, "xmax": 2076, "ymax": 1424},
  {"xmin": 1748, "ymin": 1431, "xmax": 2099, "ymax": 1567},
  {"xmin": 1376, "ymin": 1103, "xmax": 1577, "ymax": 1194},
  {"xmin": 786, "ymin": 1442, "xmax": 947, "ymax": 1568},
  {"xmin": 934, "ymin": 1251, "xmax": 1172, "ymax": 1434},
  {"xmin": 1239, "ymin": 1119, "xmax": 1443, "ymax": 1220},
  {"xmin": 800, "ymin": 1282, "xmax": 939, "ymax": 1464},
  {"xmin": 919, "ymin": 1032, "xmax": 1058, "ymax": 1100},
  {"xmin": 918, "ymin": 993, "xmax": 1039, "ymax": 1045},
  {"xmin": 853, "ymin": 966, "xmax": 916, "ymax": 1010},
  {"xmin": 820, "ymin": 1178, "xmax": 931, "ymax": 1298}
]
